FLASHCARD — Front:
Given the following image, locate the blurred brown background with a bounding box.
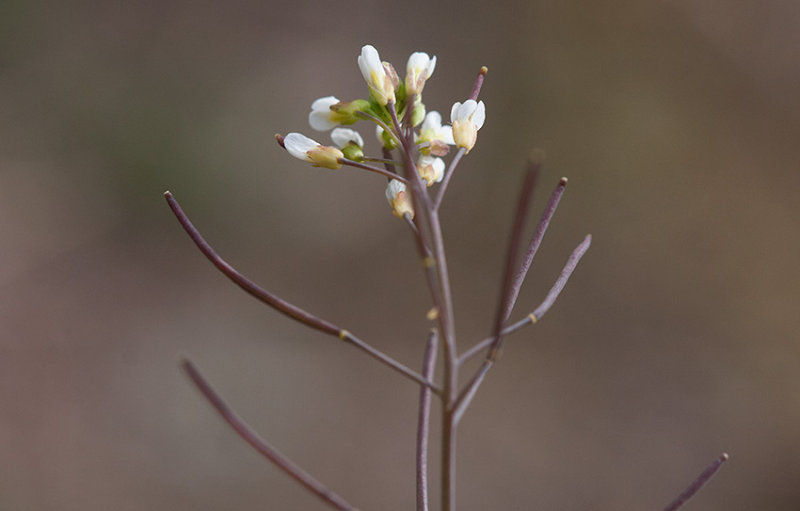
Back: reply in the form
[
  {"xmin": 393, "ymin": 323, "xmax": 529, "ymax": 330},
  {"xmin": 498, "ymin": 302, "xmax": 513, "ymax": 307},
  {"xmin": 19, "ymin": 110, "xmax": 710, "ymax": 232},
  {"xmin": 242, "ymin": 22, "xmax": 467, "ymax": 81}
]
[{"xmin": 2, "ymin": 0, "xmax": 799, "ymax": 509}]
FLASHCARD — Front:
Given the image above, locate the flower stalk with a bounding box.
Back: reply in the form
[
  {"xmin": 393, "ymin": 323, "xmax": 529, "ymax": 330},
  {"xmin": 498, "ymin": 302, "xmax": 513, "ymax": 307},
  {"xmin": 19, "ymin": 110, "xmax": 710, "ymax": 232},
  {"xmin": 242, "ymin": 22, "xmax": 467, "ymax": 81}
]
[{"xmin": 166, "ymin": 43, "xmax": 723, "ymax": 511}]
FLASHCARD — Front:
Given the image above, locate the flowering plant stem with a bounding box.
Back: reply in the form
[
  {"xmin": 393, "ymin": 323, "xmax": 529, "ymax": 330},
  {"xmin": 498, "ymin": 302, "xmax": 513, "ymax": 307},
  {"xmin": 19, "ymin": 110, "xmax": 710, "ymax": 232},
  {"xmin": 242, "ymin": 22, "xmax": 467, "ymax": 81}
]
[{"xmin": 167, "ymin": 45, "xmax": 725, "ymax": 511}]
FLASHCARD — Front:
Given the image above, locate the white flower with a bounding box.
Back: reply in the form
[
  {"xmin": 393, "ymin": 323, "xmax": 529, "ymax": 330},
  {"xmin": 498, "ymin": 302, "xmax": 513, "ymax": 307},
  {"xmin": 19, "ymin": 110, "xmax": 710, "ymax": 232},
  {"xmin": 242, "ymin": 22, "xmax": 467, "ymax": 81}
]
[
  {"xmin": 450, "ymin": 100, "xmax": 486, "ymax": 153},
  {"xmin": 330, "ymin": 128, "xmax": 364, "ymax": 149},
  {"xmin": 385, "ymin": 179, "xmax": 414, "ymax": 218},
  {"xmin": 405, "ymin": 52, "xmax": 436, "ymax": 96},
  {"xmin": 283, "ymin": 132, "xmax": 343, "ymax": 170},
  {"xmin": 358, "ymin": 44, "xmax": 397, "ymax": 106},
  {"xmin": 309, "ymin": 96, "xmax": 341, "ymax": 131},
  {"xmin": 417, "ymin": 155, "xmax": 445, "ymax": 186},
  {"xmin": 418, "ymin": 111, "xmax": 454, "ymax": 155}
]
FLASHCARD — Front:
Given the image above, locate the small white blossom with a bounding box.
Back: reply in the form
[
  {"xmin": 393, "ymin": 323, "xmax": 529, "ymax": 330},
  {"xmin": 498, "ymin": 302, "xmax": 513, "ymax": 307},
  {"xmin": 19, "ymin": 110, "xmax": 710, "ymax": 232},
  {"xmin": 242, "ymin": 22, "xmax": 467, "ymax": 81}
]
[
  {"xmin": 405, "ymin": 52, "xmax": 436, "ymax": 96},
  {"xmin": 450, "ymin": 100, "xmax": 486, "ymax": 153},
  {"xmin": 418, "ymin": 111, "xmax": 454, "ymax": 155},
  {"xmin": 330, "ymin": 128, "xmax": 364, "ymax": 149},
  {"xmin": 358, "ymin": 44, "xmax": 397, "ymax": 106},
  {"xmin": 283, "ymin": 132, "xmax": 343, "ymax": 170},
  {"xmin": 417, "ymin": 155, "xmax": 445, "ymax": 186},
  {"xmin": 309, "ymin": 96, "xmax": 341, "ymax": 131},
  {"xmin": 385, "ymin": 179, "xmax": 414, "ymax": 218}
]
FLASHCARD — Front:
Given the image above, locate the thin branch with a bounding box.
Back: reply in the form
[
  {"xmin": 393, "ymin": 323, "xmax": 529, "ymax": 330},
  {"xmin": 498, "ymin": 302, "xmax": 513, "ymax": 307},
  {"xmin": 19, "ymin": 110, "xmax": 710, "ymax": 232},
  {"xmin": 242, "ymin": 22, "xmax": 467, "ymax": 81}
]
[
  {"xmin": 181, "ymin": 358, "xmax": 359, "ymax": 511},
  {"xmin": 356, "ymin": 110, "xmax": 400, "ymax": 146},
  {"xmin": 381, "ymin": 147, "xmax": 397, "ymax": 176},
  {"xmin": 403, "ymin": 93, "xmax": 417, "ymax": 139},
  {"xmin": 165, "ymin": 191, "xmax": 339, "ymax": 336},
  {"xmin": 416, "ymin": 332, "xmax": 438, "ymax": 511},
  {"xmin": 452, "ymin": 165, "xmax": 539, "ymax": 421},
  {"xmin": 458, "ymin": 234, "xmax": 592, "ymax": 365},
  {"xmin": 453, "ymin": 362, "xmax": 490, "ymax": 425},
  {"xmin": 486, "ymin": 164, "xmax": 541, "ymax": 362},
  {"xmin": 457, "ymin": 315, "xmax": 533, "ymax": 365},
  {"xmin": 387, "ymin": 100, "xmax": 405, "ymax": 146},
  {"xmin": 165, "ymin": 191, "xmax": 439, "ymax": 393},
  {"xmin": 532, "ymin": 234, "xmax": 592, "ymax": 320},
  {"xmin": 361, "ymin": 156, "xmax": 404, "ymax": 167},
  {"xmin": 503, "ymin": 170, "xmax": 565, "ymax": 323},
  {"xmin": 433, "ymin": 147, "xmax": 466, "ymax": 211},
  {"xmin": 338, "ymin": 158, "xmax": 407, "ymax": 183},
  {"xmin": 664, "ymin": 453, "xmax": 729, "ymax": 511}
]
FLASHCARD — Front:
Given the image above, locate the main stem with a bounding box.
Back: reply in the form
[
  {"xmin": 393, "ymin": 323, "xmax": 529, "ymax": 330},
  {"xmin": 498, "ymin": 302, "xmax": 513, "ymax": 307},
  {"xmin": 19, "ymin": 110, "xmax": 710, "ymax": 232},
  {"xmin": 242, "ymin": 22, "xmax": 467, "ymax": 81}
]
[
  {"xmin": 390, "ymin": 100, "xmax": 458, "ymax": 511},
  {"xmin": 429, "ymin": 210, "xmax": 458, "ymax": 511}
]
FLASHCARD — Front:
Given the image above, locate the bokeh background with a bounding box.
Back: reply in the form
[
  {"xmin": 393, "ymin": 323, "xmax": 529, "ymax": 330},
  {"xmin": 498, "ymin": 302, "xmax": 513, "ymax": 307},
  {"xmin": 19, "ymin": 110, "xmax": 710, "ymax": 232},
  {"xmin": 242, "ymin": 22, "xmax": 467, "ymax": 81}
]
[{"xmin": 2, "ymin": 1, "xmax": 799, "ymax": 509}]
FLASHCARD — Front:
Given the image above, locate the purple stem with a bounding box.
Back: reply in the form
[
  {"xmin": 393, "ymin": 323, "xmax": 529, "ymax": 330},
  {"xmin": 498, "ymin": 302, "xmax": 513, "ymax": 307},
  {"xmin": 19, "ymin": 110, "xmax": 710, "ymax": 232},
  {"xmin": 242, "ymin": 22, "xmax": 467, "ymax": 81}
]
[
  {"xmin": 339, "ymin": 158, "xmax": 407, "ymax": 183},
  {"xmin": 664, "ymin": 453, "xmax": 729, "ymax": 511},
  {"xmin": 416, "ymin": 332, "xmax": 438, "ymax": 511},
  {"xmin": 487, "ymin": 165, "xmax": 540, "ymax": 362},
  {"xmin": 532, "ymin": 234, "xmax": 592, "ymax": 320},
  {"xmin": 165, "ymin": 191, "xmax": 438, "ymax": 393},
  {"xmin": 458, "ymin": 234, "xmax": 592, "ymax": 365},
  {"xmin": 502, "ymin": 174, "xmax": 567, "ymax": 323},
  {"xmin": 433, "ymin": 147, "xmax": 466, "ymax": 211},
  {"xmin": 453, "ymin": 165, "xmax": 539, "ymax": 423},
  {"xmin": 182, "ymin": 359, "xmax": 358, "ymax": 511}
]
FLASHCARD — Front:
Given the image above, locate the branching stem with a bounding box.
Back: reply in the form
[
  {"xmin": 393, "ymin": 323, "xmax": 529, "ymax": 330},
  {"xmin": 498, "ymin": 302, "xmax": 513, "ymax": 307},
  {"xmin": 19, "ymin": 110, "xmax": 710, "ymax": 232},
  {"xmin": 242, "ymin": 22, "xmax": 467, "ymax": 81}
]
[{"xmin": 182, "ymin": 359, "xmax": 359, "ymax": 511}]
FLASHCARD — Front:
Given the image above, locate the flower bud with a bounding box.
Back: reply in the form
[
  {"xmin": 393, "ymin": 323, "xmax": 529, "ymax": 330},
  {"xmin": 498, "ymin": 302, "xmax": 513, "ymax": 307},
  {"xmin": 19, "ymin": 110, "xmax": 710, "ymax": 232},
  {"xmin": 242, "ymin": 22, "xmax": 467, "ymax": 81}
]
[
  {"xmin": 358, "ymin": 45, "xmax": 397, "ymax": 106},
  {"xmin": 330, "ymin": 128, "xmax": 364, "ymax": 160},
  {"xmin": 450, "ymin": 100, "xmax": 486, "ymax": 153},
  {"xmin": 283, "ymin": 133, "xmax": 343, "ymax": 170},
  {"xmin": 405, "ymin": 52, "xmax": 436, "ymax": 96},
  {"xmin": 385, "ymin": 179, "xmax": 414, "ymax": 218},
  {"xmin": 417, "ymin": 155, "xmax": 445, "ymax": 186}
]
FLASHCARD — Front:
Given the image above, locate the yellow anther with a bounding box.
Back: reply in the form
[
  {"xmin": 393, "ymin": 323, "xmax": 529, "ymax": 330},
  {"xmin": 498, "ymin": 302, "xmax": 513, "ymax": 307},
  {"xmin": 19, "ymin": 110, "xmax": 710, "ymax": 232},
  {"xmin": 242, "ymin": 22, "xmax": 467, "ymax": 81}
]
[
  {"xmin": 426, "ymin": 307, "xmax": 439, "ymax": 321},
  {"xmin": 338, "ymin": 329, "xmax": 350, "ymax": 341},
  {"xmin": 528, "ymin": 313, "xmax": 538, "ymax": 324},
  {"xmin": 422, "ymin": 256, "xmax": 436, "ymax": 268}
]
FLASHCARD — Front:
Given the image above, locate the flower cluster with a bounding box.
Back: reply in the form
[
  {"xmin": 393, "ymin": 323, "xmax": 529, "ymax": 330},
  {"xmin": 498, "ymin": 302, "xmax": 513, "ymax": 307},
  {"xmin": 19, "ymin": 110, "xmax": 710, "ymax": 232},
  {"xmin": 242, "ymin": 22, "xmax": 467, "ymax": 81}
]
[{"xmin": 278, "ymin": 44, "xmax": 486, "ymax": 219}]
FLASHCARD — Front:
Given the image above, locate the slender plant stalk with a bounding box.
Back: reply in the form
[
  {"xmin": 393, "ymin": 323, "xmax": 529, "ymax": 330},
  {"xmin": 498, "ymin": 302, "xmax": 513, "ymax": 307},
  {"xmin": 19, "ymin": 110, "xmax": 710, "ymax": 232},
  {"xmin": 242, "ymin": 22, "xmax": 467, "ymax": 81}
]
[
  {"xmin": 338, "ymin": 157, "xmax": 408, "ymax": 183},
  {"xmin": 182, "ymin": 358, "xmax": 359, "ymax": 511},
  {"xmin": 503, "ymin": 175, "xmax": 567, "ymax": 322},
  {"xmin": 416, "ymin": 332, "xmax": 438, "ymax": 511},
  {"xmin": 459, "ymin": 234, "xmax": 592, "ymax": 364},
  {"xmin": 487, "ymin": 161, "xmax": 541, "ymax": 362},
  {"xmin": 172, "ymin": 45, "xmax": 729, "ymax": 511},
  {"xmin": 664, "ymin": 453, "xmax": 729, "ymax": 511},
  {"xmin": 433, "ymin": 147, "xmax": 466, "ymax": 211},
  {"xmin": 164, "ymin": 191, "xmax": 439, "ymax": 393},
  {"xmin": 452, "ymin": 165, "xmax": 541, "ymax": 421}
]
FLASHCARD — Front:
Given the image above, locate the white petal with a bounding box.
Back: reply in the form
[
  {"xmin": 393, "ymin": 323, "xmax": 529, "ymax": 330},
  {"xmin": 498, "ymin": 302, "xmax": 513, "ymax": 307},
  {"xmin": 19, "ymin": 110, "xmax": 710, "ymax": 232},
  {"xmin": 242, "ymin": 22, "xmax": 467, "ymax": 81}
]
[
  {"xmin": 330, "ymin": 128, "xmax": 364, "ymax": 148},
  {"xmin": 455, "ymin": 100, "xmax": 478, "ymax": 122},
  {"xmin": 472, "ymin": 101, "xmax": 486, "ymax": 129},
  {"xmin": 309, "ymin": 112, "xmax": 336, "ymax": 131},
  {"xmin": 407, "ymin": 52, "xmax": 430, "ymax": 73},
  {"xmin": 358, "ymin": 45, "xmax": 383, "ymax": 81},
  {"xmin": 439, "ymin": 125, "xmax": 454, "ymax": 145},
  {"xmin": 284, "ymin": 133, "xmax": 318, "ymax": 161},
  {"xmin": 422, "ymin": 111, "xmax": 443, "ymax": 131},
  {"xmin": 426, "ymin": 55, "xmax": 436, "ymax": 78},
  {"xmin": 308, "ymin": 96, "xmax": 340, "ymax": 131},
  {"xmin": 431, "ymin": 157, "xmax": 445, "ymax": 182},
  {"xmin": 450, "ymin": 102, "xmax": 462, "ymax": 123},
  {"xmin": 385, "ymin": 179, "xmax": 406, "ymax": 201},
  {"xmin": 311, "ymin": 96, "xmax": 339, "ymax": 112}
]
